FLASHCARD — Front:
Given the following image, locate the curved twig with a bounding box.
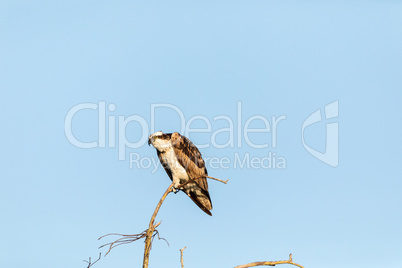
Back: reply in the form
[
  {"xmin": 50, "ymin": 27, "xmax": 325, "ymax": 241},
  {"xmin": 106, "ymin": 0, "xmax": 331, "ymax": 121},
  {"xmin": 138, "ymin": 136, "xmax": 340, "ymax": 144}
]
[
  {"xmin": 99, "ymin": 221, "xmax": 165, "ymax": 256},
  {"xmin": 234, "ymin": 254, "xmax": 304, "ymax": 268},
  {"xmin": 83, "ymin": 253, "xmax": 101, "ymax": 268},
  {"xmin": 143, "ymin": 183, "xmax": 174, "ymax": 268}
]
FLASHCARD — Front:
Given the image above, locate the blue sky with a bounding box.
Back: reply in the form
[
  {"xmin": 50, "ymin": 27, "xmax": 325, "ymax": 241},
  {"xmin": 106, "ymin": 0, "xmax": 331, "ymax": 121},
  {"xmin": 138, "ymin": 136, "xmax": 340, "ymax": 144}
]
[{"xmin": 1, "ymin": 1, "xmax": 401, "ymax": 268}]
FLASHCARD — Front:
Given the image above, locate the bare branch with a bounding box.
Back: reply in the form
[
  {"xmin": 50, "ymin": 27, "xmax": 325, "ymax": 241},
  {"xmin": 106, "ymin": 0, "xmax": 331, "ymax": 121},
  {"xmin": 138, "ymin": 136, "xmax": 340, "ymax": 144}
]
[
  {"xmin": 98, "ymin": 183, "xmax": 173, "ymax": 267},
  {"xmin": 204, "ymin": 175, "xmax": 229, "ymax": 184},
  {"xmin": 177, "ymin": 175, "xmax": 228, "ymax": 189},
  {"xmin": 180, "ymin": 247, "xmax": 187, "ymax": 268},
  {"xmin": 234, "ymin": 254, "xmax": 304, "ymax": 268},
  {"xmin": 143, "ymin": 183, "xmax": 175, "ymax": 268},
  {"xmin": 83, "ymin": 253, "xmax": 101, "ymax": 268},
  {"xmin": 97, "ymin": 175, "xmax": 227, "ymax": 267},
  {"xmin": 142, "ymin": 175, "xmax": 227, "ymax": 267},
  {"xmin": 98, "ymin": 221, "xmax": 166, "ymax": 256}
]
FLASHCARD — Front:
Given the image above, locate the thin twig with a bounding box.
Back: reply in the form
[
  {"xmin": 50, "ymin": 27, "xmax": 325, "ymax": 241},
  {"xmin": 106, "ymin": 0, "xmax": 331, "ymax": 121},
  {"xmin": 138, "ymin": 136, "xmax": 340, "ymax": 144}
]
[
  {"xmin": 98, "ymin": 221, "xmax": 165, "ymax": 256},
  {"xmin": 99, "ymin": 225, "xmax": 168, "ymax": 258},
  {"xmin": 178, "ymin": 174, "xmax": 228, "ymax": 189},
  {"xmin": 233, "ymin": 254, "xmax": 304, "ymax": 268},
  {"xmin": 204, "ymin": 175, "xmax": 229, "ymax": 184},
  {"xmin": 180, "ymin": 247, "xmax": 186, "ymax": 268},
  {"xmin": 83, "ymin": 253, "xmax": 101, "ymax": 268}
]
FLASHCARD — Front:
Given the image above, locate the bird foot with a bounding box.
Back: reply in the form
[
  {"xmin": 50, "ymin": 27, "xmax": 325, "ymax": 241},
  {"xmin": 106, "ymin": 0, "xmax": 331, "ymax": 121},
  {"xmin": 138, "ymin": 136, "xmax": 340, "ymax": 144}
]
[{"xmin": 172, "ymin": 187, "xmax": 180, "ymax": 194}]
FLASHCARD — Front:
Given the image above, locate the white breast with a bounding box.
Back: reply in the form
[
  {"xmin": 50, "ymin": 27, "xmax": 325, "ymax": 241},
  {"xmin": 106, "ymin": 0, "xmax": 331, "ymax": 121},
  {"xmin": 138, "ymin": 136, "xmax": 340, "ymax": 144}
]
[{"xmin": 161, "ymin": 147, "xmax": 189, "ymax": 186}]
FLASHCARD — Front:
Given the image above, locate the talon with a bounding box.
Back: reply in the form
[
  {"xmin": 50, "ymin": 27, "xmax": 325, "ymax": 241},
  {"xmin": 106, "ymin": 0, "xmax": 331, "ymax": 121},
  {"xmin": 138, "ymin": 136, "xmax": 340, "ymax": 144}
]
[{"xmin": 171, "ymin": 186, "xmax": 180, "ymax": 194}]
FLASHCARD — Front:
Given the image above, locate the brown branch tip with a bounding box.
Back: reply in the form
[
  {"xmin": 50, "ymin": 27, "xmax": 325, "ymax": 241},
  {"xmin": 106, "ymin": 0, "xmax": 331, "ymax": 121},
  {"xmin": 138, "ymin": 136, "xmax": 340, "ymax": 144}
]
[{"xmin": 205, "ymin": 175, "xmax": 229, "ymax": 184}]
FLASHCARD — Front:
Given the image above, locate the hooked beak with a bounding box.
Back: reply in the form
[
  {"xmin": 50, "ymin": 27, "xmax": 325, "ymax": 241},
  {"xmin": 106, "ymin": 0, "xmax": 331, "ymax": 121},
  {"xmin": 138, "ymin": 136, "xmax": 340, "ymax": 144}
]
[{"xmin": 148, "ymin": 137, "xmax": 152, "ymax": 146}]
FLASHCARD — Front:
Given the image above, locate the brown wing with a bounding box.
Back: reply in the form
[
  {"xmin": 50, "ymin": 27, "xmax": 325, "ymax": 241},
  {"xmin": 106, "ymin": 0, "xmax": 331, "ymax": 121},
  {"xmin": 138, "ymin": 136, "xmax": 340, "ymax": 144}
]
[
  {"xmin": 171, "ymin": 132, "xmax": 208, "ymax": 189},
  {"xmin": 171, "ymin": 132, "xmax": 212, "ymax": 215}
]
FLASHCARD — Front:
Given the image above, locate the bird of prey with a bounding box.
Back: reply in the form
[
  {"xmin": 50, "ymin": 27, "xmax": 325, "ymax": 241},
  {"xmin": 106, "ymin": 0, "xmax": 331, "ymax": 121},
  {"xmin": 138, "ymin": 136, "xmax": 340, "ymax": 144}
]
[{"xmin": 148, "ymin": 131, "xmax": 213, "ymax": 216}]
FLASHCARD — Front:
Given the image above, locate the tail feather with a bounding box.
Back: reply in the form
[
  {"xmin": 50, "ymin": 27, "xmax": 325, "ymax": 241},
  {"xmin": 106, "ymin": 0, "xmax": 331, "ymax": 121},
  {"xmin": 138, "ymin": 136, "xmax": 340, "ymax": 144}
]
[
  {"xmin": 186, "ymin": 186, "xmax": 213, "ymax": 216},
  {"xmin": 189, "ymin": 191, "xmax": 212, "ymax": 216}
]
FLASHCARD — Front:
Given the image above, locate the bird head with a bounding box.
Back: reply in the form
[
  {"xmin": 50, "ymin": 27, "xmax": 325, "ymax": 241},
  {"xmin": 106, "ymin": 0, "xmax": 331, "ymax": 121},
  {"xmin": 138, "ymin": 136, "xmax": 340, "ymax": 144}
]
[{"xmin": 148, "ymin": 131, "xmax": 172, "ymax": 151}]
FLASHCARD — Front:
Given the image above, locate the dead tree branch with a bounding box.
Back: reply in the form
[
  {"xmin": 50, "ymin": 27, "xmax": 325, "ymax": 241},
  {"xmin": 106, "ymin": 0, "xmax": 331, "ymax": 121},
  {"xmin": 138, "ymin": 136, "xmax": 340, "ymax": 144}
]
[
  {"xmin": 234, "ymin": 254, "xmax": 304, "ymax": 268},
  {"xmin": 204, "ymin": 175, "xmax": 229, "ymax": 184},
  {"xmin": 177, "ymin": 175, "xmax": 229, "ymax": 189},
  {"xmin": 180, "ymin": 247, "xmax": 186, "ymax": 268},
  {"xmin": 98, "ymin": 183, "xmax": 173, "ymax": 265},
  {"xmin": 143, "ymin": 176, "xmax": 227, "ymax": 267},
  {"xmin": 98, "ymin": 221, "xmax": 168, "ymax": 256},
  {"xmin": 143, "ymin": 183, "xmax": 175, "ymax": 268},
  {"xmin": 97, "ymin": 175, "xmax": 227, "ymax": 268}
]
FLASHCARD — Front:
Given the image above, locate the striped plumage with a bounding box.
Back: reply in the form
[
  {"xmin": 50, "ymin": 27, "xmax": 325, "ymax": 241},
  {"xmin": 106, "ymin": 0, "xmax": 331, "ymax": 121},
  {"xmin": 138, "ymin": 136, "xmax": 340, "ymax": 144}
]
[{"xmin": 148, "ymin": 131, "xmax": 212, "ymax": 216}]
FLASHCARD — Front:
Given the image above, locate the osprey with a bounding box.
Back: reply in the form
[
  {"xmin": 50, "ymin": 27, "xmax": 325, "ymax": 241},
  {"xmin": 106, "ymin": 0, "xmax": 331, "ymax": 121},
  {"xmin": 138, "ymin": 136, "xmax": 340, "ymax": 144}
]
[{"xmin": 148, "ymin": 131, "xmax": 213, "ymax": 216}]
